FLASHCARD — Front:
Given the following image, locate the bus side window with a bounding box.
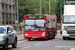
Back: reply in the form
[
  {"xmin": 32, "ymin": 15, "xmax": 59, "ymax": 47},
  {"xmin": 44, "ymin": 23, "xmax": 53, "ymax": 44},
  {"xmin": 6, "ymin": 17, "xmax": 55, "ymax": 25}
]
[
  {"xmin": 53, "ymin": 19, "xmax": 56, "ymax": 28},
  {"xmin": 48, "ymin": 19, "xmax": 52, "ymax": 28}
]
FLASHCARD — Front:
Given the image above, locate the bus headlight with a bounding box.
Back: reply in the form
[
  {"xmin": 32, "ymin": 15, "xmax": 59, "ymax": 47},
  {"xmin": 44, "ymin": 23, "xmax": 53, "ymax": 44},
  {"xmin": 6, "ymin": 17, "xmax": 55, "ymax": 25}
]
[
  {"xmin": 42, "ymin": 34, "xmax": 45, "ymax": 36},
  {"xmin": 41, "ymin": 32, "xmax": 46, "ymax": 36},
  {"xmin": 25, "ymin": 34, "xmax": 28, "ymax": 36}
]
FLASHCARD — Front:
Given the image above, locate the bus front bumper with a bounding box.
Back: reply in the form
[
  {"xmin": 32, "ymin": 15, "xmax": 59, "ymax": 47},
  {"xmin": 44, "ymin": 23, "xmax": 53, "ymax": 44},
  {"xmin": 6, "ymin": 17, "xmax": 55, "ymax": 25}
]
[{"xmin": 24, "ymin": 36, "xmax": 46, "ymax": 39}]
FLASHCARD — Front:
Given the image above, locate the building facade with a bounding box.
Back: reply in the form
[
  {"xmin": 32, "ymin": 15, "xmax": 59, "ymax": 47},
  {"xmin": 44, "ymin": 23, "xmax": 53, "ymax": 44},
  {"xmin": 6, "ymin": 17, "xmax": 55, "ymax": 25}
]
[{"xmin": 0, "ymin": 0, "xmax": 17, "ymax": 25}]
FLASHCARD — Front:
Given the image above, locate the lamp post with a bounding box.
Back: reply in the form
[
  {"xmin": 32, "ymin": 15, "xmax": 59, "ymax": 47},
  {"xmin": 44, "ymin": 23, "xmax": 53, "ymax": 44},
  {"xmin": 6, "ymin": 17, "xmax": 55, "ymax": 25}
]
[
  {"xmin": 40, "ymin": 0, "xmax": 42, "ymax": 14},
  {"xmin": 49, "ymin": 0, "xmax": 50, "ymax": 15},
  {"xmin": 46, "ymin": 0, "xmax": 51, "ymax": 15},
  {"xmin": 64, "ymin": 0, "xmax": 65, "ymax": 5},
  {"xmin": 17, "ymin": 0, "xmax": 19, "ymax": 24},
  {"xmin": 60, "ymin": 3, "xmax": 62, "ymax": 23}
]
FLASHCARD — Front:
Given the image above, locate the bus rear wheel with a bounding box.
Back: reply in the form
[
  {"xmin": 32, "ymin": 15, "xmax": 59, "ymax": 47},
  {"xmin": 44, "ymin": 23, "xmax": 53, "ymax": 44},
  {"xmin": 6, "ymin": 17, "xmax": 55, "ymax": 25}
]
[
  {"xmin": 53, "ymin": 32, "xmax": 55, "ymax": 39},
  {"xmin": 46, "ymin": 34, "xmax": 50, "ymax": 40}
]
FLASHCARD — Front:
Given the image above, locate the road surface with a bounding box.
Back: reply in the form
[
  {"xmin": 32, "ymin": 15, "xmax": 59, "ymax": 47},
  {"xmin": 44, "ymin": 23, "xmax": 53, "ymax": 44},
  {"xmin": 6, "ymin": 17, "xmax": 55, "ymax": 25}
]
[{"xmin": 0, "ymin": 34, "xmax": 75, "ymax": 50}]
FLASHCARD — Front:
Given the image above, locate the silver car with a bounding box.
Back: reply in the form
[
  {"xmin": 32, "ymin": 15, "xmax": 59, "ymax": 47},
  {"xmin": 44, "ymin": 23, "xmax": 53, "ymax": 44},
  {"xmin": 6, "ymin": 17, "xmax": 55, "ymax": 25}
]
[{"xmin": 0, "ymin": 25, "xmax": 17, "ymax": 50}]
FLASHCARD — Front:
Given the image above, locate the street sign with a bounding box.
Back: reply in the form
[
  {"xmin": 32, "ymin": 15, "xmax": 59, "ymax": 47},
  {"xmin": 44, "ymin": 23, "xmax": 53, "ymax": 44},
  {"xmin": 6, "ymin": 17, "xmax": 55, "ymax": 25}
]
[{"xmin": 15, "ymin": 21, "xmax": 18, "ymax": 23}]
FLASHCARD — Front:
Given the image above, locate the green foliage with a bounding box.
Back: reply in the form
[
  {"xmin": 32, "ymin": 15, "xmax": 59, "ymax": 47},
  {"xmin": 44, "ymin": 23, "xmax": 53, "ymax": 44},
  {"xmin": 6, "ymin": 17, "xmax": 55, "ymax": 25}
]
[
  {"xmin": 57, "ymin": 23, "xmax": 62, "ymax": 30},
  {"xmin": 12, "ymin": 25, "xmax": 17, "ymax": 30},
  {"xmin": 57, "ymin": 23, "xmax": 62, "ymax": 27},
  {"xmin": 17, "ymin": 25, "xmax": 23, "ymax": 28},
  {"xmin": 12, "ymin": 24, "xmax": 24, "ymax": 30},
  {"xmin": 14, "ymin": 0, "xmax": 64, "ymax": 22},
  {"xmin": 55, "ymin": 0, "xmax": 63, "ymax": 16}
]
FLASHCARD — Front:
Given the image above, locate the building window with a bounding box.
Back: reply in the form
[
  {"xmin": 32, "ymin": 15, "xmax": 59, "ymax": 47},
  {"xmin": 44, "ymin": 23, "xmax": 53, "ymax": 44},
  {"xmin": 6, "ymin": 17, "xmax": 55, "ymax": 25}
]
[
  {"xmin": 2, "ymin": 0, "xmax": 4, "ymax": 3},
  {"xmin": 9, "ymin": 0, "xmax": 11, "ymax": 3},
  {"xmin": 2, "ymin": 13, "xmax": 4, "ymax": 20},
  {"xmin": 9, "ymin": 5, "xmax": 11, "ymax": 12},
  {"xmin": 13, "ymin": 0, "xmax": 14, "ymax": 2},
  {"xmin": 6, "ymin": 13, "xmax": 8, "ymax": 21},
  {"xmin": 13, "ymin": 6, "xmax": 14, "ymax": 11},
  {"xmin": 9, "ymin": 22, "xmax": 11, "ymax": 24},
  {"xmin": 6, "ymin": 22, "xmax": 8, "ymax": 24},
  {"xmin": 2, "ymin": 22, "xmax": 5, "ymax": 25},
  {"xmin": 13, "ymin": 22, "xmax": 15, "ymax": 24},
  {"xmin": 16, "ymin": 15, "xmax": 17, "ymax": 21},
  {"xmin": 6, "ymin": 5, "xmax": 8, "ymax": 12},
  {"xmin": 13, "ymin": 14, "xmax": 15, "ymax": 19},
  {"xmin": 2, "ymin": 4, "xmax": 4, "ymax": 12},
  {"xmin": 10, "ymin": 14, "xmax": 11, "ymax": 20}
]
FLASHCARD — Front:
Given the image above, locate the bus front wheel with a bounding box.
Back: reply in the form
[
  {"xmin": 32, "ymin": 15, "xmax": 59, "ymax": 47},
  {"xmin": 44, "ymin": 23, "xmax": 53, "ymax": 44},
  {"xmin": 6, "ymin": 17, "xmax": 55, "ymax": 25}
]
[{"xmin": 28, "ymin": 38, "xmax": 31, "ymax": 41}]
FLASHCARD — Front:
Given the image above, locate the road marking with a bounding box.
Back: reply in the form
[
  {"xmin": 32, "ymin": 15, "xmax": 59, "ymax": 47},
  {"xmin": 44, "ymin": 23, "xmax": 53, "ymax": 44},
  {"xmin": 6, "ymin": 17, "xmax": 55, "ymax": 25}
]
[
  {"xmin": 18, "ymin": 41, "xmax": 24, "ymax": 43},
  {"xmin": 35, "ymin": 43, "xmax": 43, "ymax": 46},
  {"xmin": 70, "ymin": 47, "xmax": 75, "ymax": 50},
  {"xmin": 18, "ymin": 40, "xmax": 27, "ymax": 43},
  {"xmin": 21, "ymin": 46, "xmax": 31, "ymax": 49},
  {"xmin": 45, "ymin": 41, "xmax": 51, "ymax": 43},
  {"xmin": 55, "ymin": 46, "xmax": 74, "ymax": 49}
]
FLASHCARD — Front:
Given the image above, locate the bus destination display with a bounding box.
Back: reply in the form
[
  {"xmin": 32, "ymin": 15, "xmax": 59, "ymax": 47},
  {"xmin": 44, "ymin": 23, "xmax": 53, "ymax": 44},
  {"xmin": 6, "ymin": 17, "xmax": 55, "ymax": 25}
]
[{"xmin": 27, "ymin": 16, "xmax": 43, "ymax": 19}]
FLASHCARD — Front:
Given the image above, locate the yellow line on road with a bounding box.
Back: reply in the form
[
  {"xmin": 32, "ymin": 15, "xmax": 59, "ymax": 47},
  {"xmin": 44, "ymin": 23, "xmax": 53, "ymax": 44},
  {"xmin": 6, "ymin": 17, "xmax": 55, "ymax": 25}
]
[{"xmin": 18, "ymin": 40, "xmax": 28, "ymax": 43}]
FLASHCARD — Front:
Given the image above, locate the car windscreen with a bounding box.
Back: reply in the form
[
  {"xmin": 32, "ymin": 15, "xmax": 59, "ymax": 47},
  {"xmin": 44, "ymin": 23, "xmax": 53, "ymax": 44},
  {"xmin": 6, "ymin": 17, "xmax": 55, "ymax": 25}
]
[{"xmin": 0, "ymin": 27, "xmax": 6, "ymax": 33}]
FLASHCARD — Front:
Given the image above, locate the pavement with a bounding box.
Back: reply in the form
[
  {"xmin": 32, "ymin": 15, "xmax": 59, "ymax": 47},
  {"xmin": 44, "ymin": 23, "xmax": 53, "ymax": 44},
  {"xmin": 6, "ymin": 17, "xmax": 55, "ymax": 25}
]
[{"xmin": 17, "ymin": 33, "xmax": 25, "ymax": 41}]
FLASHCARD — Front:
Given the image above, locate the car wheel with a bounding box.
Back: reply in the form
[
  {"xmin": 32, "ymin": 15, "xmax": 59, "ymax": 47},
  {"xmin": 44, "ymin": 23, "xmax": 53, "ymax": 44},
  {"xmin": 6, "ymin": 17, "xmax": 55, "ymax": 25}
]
[
  {"xmin": 3, "ymin": 41, "xmax": 8, "ymax": 50},
  {"xmin": 63, "ymin": 37, "xmax": 66, "ymax": 40},
  {"xmin": 12, "ymin": 39, "xmax": 17, "ymax": 48},
  {"xmin": 28, "ymin": 38, "xmax": 31, "ymax": 41}
]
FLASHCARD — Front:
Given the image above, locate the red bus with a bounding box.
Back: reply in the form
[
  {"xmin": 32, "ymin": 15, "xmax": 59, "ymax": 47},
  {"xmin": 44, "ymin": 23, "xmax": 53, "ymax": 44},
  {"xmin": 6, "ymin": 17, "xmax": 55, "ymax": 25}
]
[{"xmin": 24, "ymin": 14, "xmax": 57, "ymax": 40}]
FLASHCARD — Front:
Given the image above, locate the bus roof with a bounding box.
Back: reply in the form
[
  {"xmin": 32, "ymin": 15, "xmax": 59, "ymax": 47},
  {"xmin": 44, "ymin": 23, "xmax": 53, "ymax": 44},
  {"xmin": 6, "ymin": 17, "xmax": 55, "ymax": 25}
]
[
  {"xmin": 46, "ymin": 15, "xmax": 57, "ymax": 19},
  {"xmin": 24, "ymin": 15, "xmax": 57, "ymax": 20}
]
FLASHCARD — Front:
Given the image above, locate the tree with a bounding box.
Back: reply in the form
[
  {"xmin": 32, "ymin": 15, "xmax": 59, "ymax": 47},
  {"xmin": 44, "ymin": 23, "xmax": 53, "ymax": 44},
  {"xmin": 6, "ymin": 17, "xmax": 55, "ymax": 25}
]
[
  {"xmin": 14, "ymin": 0, "xmax": 64, "ymax": 22},
  {"xmin": 55, "ymin": 0, "xmax": 64, "ymax": 23}
]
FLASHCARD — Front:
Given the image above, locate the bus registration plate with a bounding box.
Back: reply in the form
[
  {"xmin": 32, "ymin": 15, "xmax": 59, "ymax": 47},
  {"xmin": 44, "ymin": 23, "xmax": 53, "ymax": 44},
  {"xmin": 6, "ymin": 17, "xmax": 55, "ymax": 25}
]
[{"xmin": 32, "ymin": 37, "xmax": 37, "ymax": 38}]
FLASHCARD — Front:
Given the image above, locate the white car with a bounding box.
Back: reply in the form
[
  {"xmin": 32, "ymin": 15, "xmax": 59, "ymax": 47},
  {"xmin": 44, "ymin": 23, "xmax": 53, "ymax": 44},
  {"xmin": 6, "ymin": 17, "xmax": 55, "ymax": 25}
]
[{"xmin": 0, "ymin": 25, "xmax": 17, "ymax": 50}]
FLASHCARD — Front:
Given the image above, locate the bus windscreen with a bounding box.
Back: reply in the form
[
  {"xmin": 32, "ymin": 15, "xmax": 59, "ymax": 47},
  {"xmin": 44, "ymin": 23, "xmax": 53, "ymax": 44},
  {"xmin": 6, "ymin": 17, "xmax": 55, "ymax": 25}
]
[{"xmin": 24, "ymin": 20, "xmax": 46, "ymax": 30}]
